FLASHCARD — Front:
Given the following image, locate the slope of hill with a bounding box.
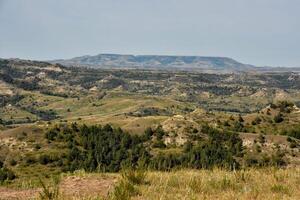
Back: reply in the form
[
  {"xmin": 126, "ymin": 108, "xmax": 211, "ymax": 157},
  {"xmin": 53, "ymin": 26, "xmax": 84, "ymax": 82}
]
[{"xmin": 50, "ymin": 54, "xmax": 256, "ymax": 72}]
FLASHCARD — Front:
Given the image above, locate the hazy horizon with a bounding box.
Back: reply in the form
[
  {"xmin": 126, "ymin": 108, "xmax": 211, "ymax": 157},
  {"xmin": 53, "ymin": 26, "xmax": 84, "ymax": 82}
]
[{"xmin": 1, "ymin": 0, "xmax": 300, "ymax": 67}]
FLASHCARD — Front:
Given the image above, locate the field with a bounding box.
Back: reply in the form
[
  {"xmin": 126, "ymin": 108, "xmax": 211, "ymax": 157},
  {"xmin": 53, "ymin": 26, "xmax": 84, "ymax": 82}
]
[{"xmin": 0, "ymin": 168, "xmax": 299, "ymax": 200}]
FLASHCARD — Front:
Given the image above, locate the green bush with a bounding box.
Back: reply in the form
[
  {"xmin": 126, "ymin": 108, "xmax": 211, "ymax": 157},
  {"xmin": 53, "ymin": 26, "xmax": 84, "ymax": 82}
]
[
  {"xmin": 274, "ymin": 113, "xmax": 284, "ymax": 123},
  {"xmin": 152, "ymin": 140, "xmax": 166, "ymax": 148},
  {"xmin": 38, "ymin": 176, "xmax": 60, "ymax": 200},
  {"xmin": 0, "ymin": 167, "xmax": 16, "ymax": 183},
  {"xmin": 39, "ymin": 155, "xmax": 51, "ymax": 165}
]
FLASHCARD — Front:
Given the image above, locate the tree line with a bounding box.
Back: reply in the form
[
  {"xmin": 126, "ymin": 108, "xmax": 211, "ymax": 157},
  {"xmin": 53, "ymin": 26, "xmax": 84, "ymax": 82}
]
[{"xmin": 45, "ymin": 123, "xmax": 245, "ymax": 172}]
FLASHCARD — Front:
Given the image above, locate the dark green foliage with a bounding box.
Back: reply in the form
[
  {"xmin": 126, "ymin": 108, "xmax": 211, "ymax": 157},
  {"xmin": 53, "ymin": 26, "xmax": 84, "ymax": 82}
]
[
  {"xmin": 142, "ymin": 127, "xmax": 154, "ymax": 141},
  {"xmin": 252, "ymin": 117, "xmax": 262, "ymax": 125},
  {"xmin": 223, "ymin": 120, "xmax": 230, "ymax": 127},
  {"xmin": 287, "ymin": 135, "xmax": 298, "ymax": 148},
  {"xmin": 110, "ymin": 165, "xmax": 146, "ymax": 200},
  {"xmin": 258, "ymin": 134, "xmax": 266, "ymax": 144},
  {"xmin": 45, "ymin": 123, "xmax": 288, "ymax": 173},
  {"xmin": 271, "ymin": 150, "xmax": 286, "ymax": 167},
  {"xmin": 45, "ymin": 130, "xmax": 59, "ymax": 141},
  {"xmin": 25, "ymin": 157, "xmax": 36, "ymax": 165},
  {"xmin": 9, "ymin": 159, "xmax": 17, "ymax": 166},
  {"xmin": 152, "ymin": 140, "xmax": 166, "ymax": 148},
  {"xmin": 50, "ymin": 124, "xmax": 152, "ymax": 172},
  {"xmin": 150, "ymin": 127, "xmax": 244, "ymax": 171},
  {"xmin": 0, "ymin": 167, "xmax": 16, "ymax": 183},
  {"xmin": 278, "ymin": 101, "xmax": 294, "ymax": 112},
  {"xmin": 155, "ymin": 126, "xmax": 165, "ymax": 140},
  {"xmin": 274, "ymin": 113, "xmax": 284, "ymax": 123},
  {"xmin": 233, "ymin": 121, "xmax": 244, "ymax": 132},
  {"xmin": 281, "ymin": 125, "xmax": 300, "ymax": 139},
  {"xmin": 183, "ymin": 141, "xmax": 193, "ymax": 152},
  {"xmin": 39, "ymin": 155, "xmax": 52, "ymax": 165},
  {"xmin": 34, "ymin": 143, "xmax": 42, "ymax": 150},
  {"xmin": 238, "ymin": 115, "xmax": 244, "ymax": 122},
  {"xmin": 244, "ymin": 149, "xmax": 287, "ymax": 167}
]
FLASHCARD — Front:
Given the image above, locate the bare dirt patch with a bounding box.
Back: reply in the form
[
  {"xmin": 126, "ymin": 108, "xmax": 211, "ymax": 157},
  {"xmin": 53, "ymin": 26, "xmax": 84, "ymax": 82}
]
[
  {"xmin": 60, "ymin": 175, "xmax": 117, "ymax": 198},
  {"xmin": 0, "ymin": 187, "xmax": 40, "ymax": 200},
  {"xmin": 0, "ymin": 176, "xmax": 117, "ymax": 200}
]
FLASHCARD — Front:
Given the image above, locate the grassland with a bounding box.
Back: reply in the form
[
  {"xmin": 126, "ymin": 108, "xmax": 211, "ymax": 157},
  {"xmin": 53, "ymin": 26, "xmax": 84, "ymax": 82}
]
[
  {"xmin": 138, "ymin": 168, "xmax": 300, "ymax": 200},
  {"xmin": 1, "ymin": 168, "xmax": 299, "ymax": 200}
]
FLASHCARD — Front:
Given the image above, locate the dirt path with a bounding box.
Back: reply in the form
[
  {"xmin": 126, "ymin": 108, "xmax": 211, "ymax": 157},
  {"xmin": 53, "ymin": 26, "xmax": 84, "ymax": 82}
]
[{"xmin": 0, "ymin": 176, "xmax": 117, "ymax": 200}]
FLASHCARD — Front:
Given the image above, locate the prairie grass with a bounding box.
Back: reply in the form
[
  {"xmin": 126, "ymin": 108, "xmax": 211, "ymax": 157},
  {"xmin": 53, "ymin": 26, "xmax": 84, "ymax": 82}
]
[
  {"xmin": 2, "ymin": 167, "xmax": 299, "ymax": 200},
  {"xmin": 109, "ymin": 166, "xmax": 147, "ymax": 200},
  {"xmin": 38, "ymin": 176, "xmax": 60, "ymax": 200},
  {"xmin": 136, "ymin": 167, "xmax": 300, "ymax": 200}
]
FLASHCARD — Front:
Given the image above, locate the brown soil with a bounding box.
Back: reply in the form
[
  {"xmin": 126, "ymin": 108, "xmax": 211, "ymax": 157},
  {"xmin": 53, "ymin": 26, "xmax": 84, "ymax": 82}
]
[
  {"xmin": 0, "ymin": 187, "xmax": 40, "ymax": 200},
  {"xmin": 60, "ymin": 175, "xmax": 117, "ymax": 199},
  {"xmin": 0, "ymin": 176, "xmax": 117, "ymax": 200}
]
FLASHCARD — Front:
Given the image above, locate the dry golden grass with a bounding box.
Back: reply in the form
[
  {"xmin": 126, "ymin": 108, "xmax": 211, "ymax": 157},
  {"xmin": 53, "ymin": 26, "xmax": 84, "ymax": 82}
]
[
  {"xmin": 1, "ymin": 168, "xmax": 300, "ymax": 200},
  {"xmin": 135, "ymin": 168, "xmax": 300, "ymax": 200}
]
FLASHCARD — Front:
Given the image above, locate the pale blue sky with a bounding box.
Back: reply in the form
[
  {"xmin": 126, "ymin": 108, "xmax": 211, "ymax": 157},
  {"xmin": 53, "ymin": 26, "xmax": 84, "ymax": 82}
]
[{"xmin": 0, "ymin": 0, "xmax": 299, "ymax": 67}]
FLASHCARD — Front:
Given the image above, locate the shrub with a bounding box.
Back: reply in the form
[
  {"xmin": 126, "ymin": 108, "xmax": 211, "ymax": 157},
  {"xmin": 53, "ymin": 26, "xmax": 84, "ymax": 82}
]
[
  {"xmin": 223, "ymin": 121, "xmax": 230, "ymax": 126},
  {"xmin": 252, "ymin": 117, "xmax": 262, "ymax": 125},
  {"xmin": 258, "ymin": 134, "xmax": 266, "ymax": 144},
  {"xmin": 152, "ymin": 140, "xmax": 166, "ymax": 148},
  {"xmin": 38, "ymin": 176, "xmax": 60, "ymax": 200},
  {"xmin": 110, "ymin": 166, "xmax": 146, "ymax": 200},
  {"xmin": 9, "ymin": 159, "xmax": 17, "ymax": 166},
  {"xmin": 34, "ymin": 143, "xmax": 42, "ymax": 150},
  {"xmin": 45, "ymin": 130, "xmax": 58, "ymax": 141},
  {"xmin": 238, "ymin": 115, "xmax": 244, "ymax": 122},
  {"xmin": 0, "ymin": 167, "xmax": 16, "ymax": 183},
  {"xmin": 282, "ymin": 126, "xmax": 300, "ymax": 139},
  {"xmin": 271, "ymin": 184, "xmax": 290, "ymax": 195},
  {"xmin": 110, "ymin": 179, "xmax": 136, "ymax": 200},
  {"xmin": 39, "ymin": 155, "xmax": 51, "ymax": 165},
  {"xmin": 121, "ymin": 167, "xmax": 146, "ymax": 185},
  {"xmin": 274, "ymin": 113, "xmax": 284, "ymax": 123},
  {"xmin": 25, "ymin": 157, "xmax": 36, "ymax": 165}
]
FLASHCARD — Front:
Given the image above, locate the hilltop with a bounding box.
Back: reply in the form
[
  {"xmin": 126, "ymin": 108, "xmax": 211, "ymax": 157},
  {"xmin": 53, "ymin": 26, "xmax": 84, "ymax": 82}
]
[
  {"xmin": 50, "ymin": 54, "xmax": 256, "ymax": 72},
  {"xmin": 50, "ymin": 54, "xmax": 300, "ymax": 73}
]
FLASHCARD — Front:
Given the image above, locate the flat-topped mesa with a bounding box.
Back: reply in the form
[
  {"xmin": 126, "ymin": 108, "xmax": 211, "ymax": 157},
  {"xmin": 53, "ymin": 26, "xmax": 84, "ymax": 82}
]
[{"xmin": 49, "ymin": 54, "xmax": 255, "ymax": 72}]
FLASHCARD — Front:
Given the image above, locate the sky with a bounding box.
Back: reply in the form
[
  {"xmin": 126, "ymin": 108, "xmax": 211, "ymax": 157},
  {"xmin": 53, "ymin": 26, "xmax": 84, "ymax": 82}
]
[{"xmin": 0, "ymin": 0, "xmax": 299, "ymax": 67}]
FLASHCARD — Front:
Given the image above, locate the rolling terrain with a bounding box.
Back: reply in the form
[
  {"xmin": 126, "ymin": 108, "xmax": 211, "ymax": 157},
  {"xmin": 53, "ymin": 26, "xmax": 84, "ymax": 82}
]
[{"xmin": 0, "ymin": 58, "xmax": 300, "ymax": 199}]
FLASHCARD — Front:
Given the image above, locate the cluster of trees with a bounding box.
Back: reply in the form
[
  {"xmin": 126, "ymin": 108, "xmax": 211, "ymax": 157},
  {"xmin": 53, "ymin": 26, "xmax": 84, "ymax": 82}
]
[
  {"xmin": 41, "ymin": 90, "xmax": 69, "ymax": 98},
  {"xmin": 45, "ymin": 123, "xmax": 244, "ymax": 172},
  {"xmin": 270, "ymin": 101, "xmax": 294, "ymax": 113},
  {"xmin": 46, "ymin": 124, "xmax": 151, "ymax": 172},
  {"xmin": 23, "ymin": 106, "xmax": 58, "ymax": 121},
  {"xmin": 244, "ymin": 150, "xmax": 286, "ymax": 167},
  {"xmin": 0, "ymin": 94, "xmax": 24, "ymax": 107},
  {"xmin": 150, "ymin": 125, "xmax": 243, "ymax": 170}
]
